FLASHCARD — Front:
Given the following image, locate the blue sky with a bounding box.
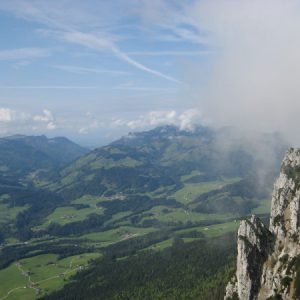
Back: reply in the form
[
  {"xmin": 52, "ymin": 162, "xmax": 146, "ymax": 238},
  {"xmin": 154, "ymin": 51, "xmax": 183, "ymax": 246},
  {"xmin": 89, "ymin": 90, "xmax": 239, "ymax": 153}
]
[
  {"xmin": 1, "ymin": 0, "xmax": 300, "ymax": 146},
  {"xmin": 0, "ymin": 0, "xmax": 213, "ymax": 145}
]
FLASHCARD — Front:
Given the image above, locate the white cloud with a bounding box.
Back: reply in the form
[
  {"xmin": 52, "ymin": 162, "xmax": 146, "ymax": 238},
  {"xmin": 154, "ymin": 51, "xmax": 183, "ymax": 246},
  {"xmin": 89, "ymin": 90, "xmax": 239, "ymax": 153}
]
[
  {"xmin": 0, "ymin": 48, "xmax": 52, "ymax": 61},
  {"xmin": 110, "ymin": 108, "xmax": 202, "ymax": 130},
  {"xmin": 132, "ymin": 1, "xmax": 208, "ymax": 45},
  {"xmin": 63, "ymin": 31, "xmax": 113, "ymax": 51},
  {"xmin": 126, "ymin": 51, "xmax": 211, "ymax": 56},
  {"xmin": 0, "ymin": 107, "xmax": 58, "ymax": 135},
  {"xmin": 178, "ymin": 109, "xmax": 202, "ymax": 130},
  {"xmin": 46, "ymin": 122, "xmax": 56, "ymax": 130},
  {"xmin": 0, "ymin": 86, "xmax": 102, "ymax": 89},
  {"xmin": 0, "ymin": 2, "xmax": 182, "ymax": 84},
  {"xmin": 79, "ymin": 127, "xmax": 88, "ymax": 135},
  {"xmin": 54, "ymin": 65, "xmax": 129, "ymax": 75},
  {"xmin": 112, "ymin": 46, "xmax": 182, "ymax": 84},
  {"xmin": 34, "ymin": 110, "xmax": 57, "ymax": 131},
  {"xmin": 33, "ymin": 109, "xmax": 54, "ymax": 122},
  {"xmin": 181, "ymin": 0, "xmax": 300, "ymax": 143},
  {"xmin": 61, "ymin": 31, "xmax": 182, "ymax": 84},
  {"xmin": 148, "ymin": 110, "xmax": 177, "ymax": 126},
  {"xmin": 0, "ymin": 108, "xmax": 30, "ymax": 123},
  {"xmin": 0, "ymin": 108, "xmax": 14, "ymax": 122}
]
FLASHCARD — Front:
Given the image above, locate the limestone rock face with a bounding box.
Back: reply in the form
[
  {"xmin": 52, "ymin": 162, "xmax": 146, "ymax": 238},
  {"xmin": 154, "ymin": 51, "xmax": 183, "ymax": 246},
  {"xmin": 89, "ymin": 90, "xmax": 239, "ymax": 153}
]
[
  {"xmin": 236, "ymin": 216, "xmax": 273, "ymax": 300},
  {"xmin": 270, "ymin": 148, "xmax": 300, "ymax": 239},
  {"xmin": 225, "ymin": 148, "xmax": 300, "ymax": 300}
]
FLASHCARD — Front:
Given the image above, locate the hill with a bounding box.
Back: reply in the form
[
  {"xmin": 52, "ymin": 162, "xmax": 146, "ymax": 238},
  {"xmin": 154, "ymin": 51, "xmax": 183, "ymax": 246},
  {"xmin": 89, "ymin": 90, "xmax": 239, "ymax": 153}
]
[
  {"xmin": 0, "ymin": 134, "xmax": 88, "ymax": 182},
  {"xmin": 49, "ymin": 125, "xmax": 285, "ymax": 200}
]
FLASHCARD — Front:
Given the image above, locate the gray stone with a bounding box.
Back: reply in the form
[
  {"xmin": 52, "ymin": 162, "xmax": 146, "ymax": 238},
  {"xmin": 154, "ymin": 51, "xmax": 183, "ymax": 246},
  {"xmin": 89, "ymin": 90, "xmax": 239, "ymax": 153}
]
[{"xmin": 225, "ymin": 148, "xmax": 300, "ymax": 300}]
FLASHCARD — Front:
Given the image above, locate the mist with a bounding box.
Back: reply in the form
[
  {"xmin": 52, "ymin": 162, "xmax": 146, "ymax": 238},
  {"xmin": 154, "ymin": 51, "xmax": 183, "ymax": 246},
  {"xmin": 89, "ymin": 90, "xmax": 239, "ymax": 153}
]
[{"xmin": 181, "ymin": 0, "xmax": 300, "ymax": 146}]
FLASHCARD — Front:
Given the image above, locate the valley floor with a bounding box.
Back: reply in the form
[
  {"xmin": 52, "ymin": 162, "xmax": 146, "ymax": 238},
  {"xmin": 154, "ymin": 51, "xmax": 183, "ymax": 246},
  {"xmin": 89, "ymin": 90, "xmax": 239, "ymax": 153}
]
[{"xmin": 0, "ymin": 174, "xmax": 271, "ymax": 299}]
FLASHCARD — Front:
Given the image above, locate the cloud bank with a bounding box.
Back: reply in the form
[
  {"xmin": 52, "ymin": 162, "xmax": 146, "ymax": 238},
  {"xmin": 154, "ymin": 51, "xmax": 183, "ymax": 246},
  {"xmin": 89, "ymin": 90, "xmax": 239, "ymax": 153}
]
[
  {"xmin": 79, "ymin": 108, "xmax": 202, "ymax": 135},
  {"xmin": 182, "ymin": 0, "xmax": 300, "ymax": 144},
  {"xmin": 0, "ymin": 108, "xmax": 57, "ymax": 135}
]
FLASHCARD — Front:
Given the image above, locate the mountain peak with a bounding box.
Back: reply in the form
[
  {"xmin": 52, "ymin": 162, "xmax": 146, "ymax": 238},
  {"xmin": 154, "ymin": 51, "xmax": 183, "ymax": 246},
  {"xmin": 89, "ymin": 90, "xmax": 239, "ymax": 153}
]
[{"xmin": 111, "ymin": 124, "xmax": 213, "ymax": 147}]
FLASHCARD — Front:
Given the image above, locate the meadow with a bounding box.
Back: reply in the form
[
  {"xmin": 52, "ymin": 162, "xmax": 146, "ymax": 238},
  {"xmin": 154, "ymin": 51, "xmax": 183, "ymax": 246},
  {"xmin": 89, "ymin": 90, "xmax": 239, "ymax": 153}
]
[{"xmin": 0, "ymin": 174, "xmax": 271, "ymax": 299}]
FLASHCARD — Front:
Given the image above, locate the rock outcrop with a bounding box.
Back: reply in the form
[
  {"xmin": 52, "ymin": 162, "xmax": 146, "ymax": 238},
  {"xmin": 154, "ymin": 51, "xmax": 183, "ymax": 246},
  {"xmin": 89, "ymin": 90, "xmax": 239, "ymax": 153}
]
[{"xmin": 225, "ymin": 148, "xmax": 300, "ymax": 300}]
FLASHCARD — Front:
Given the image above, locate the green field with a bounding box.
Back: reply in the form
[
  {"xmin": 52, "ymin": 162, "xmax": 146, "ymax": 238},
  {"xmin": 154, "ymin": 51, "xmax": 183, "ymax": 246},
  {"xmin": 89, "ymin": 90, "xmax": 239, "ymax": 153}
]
[
  {"xmin": 41, "ymin": 205, "xmax": 103, "ymax": 227},
  {"xmin": 0, "ymin": 253, "xmax": 101, "ymax": 300},
  {"xmin": 145, "ymin": 238, "xmax": 173, "ymax": 251},
  {"xmin": 175, "ymin": 220, "xmax": 239, "ymax": 238},
  {"xmin": 38, "ymin": 195, "xmax": 107, "ymax": 228},
  {"xmin": 0, "ymin": 263, "xmax": 29, "ymax": 300},
  {"xmin": 0, "ymin": 175, "xmax": 257, "ymax": 299},
  {"xmin": 172, "ymin": 177, "xmax": 240, "ymax": 204},
  {"xmin": 180, "ymin": 170, "xmax": 204, "ymax": 182},
  {"xmin": 72, "ymin": 195, "xmax": 106, "ymax": 206},
  {"xmin": 82, "ymin": 226, "xmax": 155, "ymax": 247},
  {"xmin": 141, "ymin": 205, "xmax": 234, "ymax": 224},
  {"xmin": 0, "ymin": 202, "xmax": 28, "ymax": 225}
]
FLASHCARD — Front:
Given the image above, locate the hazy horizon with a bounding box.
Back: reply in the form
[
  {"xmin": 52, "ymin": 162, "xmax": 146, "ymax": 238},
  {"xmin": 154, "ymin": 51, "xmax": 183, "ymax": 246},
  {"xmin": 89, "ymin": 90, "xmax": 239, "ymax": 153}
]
[{"xmin": 1, "ymin": 0, "xmax": 300, "ymax": 146}]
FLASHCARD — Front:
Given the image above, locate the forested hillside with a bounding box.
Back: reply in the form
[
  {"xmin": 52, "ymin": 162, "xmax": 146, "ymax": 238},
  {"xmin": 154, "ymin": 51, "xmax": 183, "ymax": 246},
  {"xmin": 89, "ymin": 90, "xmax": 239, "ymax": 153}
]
[
  {"xmin": 0, "ymin": 135, "xmax": 88, "ymax": 181},
  {"xmin": 42, "ymin": 235, "xmax": 236, "ymax": 300},
  {"xmin": 0, "ymin": 126, "xmax": 286, "ymax": 299}
]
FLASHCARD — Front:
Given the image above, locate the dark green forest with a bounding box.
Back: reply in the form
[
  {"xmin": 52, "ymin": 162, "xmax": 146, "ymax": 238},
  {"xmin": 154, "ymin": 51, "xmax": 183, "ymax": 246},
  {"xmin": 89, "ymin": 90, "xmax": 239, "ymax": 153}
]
[{"xmin": 42, "ymin": 235, "xmax": 236, "ymax": 300}]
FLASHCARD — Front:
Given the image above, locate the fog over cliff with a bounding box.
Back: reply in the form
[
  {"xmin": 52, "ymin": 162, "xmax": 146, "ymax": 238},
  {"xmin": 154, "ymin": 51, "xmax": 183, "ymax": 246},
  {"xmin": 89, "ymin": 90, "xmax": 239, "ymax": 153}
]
[{"xmin": 178, "ymin": 0, "xmax": 300, "ymax": 145}]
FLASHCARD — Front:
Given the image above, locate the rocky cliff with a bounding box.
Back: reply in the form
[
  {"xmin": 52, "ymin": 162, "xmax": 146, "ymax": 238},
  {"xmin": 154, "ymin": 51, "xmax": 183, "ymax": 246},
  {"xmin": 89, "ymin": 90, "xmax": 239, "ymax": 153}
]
[{"xmin": 225, "ymin": 148, "xmax": 300, "ymax": 300}]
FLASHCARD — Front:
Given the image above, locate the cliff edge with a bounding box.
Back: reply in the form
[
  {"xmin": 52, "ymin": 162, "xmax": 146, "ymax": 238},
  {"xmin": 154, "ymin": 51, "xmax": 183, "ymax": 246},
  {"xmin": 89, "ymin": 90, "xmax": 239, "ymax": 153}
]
[{"xmin": 225, "ymin": 148, "xmax": 300, "ymax": 300}]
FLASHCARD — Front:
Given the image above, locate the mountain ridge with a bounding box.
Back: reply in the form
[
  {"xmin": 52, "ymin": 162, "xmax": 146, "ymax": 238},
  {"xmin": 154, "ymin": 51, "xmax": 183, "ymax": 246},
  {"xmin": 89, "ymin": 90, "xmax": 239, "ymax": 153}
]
[
  {"xmin": 0, "ymin": 134, "xmax": 89, "ymax": 182},
  {"xmin": 49, "ymin": 125, "xmax": 286, "ymax": 200}
]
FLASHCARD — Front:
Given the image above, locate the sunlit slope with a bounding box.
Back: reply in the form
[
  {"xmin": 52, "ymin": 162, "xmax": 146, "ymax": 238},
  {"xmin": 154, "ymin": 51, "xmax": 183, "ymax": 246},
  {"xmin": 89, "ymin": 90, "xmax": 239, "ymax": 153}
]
[{"xmin": 51, "ymin": 125, "xmax": 274, "ymax": 199}]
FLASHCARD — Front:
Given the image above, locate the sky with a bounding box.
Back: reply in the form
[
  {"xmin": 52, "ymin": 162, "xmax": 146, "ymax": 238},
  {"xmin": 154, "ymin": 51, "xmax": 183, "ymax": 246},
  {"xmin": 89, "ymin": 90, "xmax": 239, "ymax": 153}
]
[{"xmin": 1, "ymin": 0, "xmax": 300, "ymax": 146}]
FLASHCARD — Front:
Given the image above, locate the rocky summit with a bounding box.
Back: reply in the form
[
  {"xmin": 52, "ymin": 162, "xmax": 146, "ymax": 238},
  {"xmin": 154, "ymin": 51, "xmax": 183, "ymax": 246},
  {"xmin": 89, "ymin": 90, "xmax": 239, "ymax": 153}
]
[{"xmin": 225, "ymin": 148, "xmax": 300, "ymax": 300}]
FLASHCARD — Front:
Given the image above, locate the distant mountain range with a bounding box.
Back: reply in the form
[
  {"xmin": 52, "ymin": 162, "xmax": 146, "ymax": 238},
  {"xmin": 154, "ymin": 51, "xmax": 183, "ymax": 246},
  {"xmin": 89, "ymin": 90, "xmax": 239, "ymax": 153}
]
[
  {"xmin": 45, "ymin": 125, "xmax": 286, "ymax": 200},
  {"xmin": 0, "ymin": 134, "xmax": 89, "ymax": 182}
]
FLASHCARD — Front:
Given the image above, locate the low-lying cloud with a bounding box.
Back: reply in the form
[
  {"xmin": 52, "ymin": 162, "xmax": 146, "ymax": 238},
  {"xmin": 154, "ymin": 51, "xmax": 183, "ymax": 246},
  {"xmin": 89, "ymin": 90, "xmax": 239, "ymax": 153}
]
[
  {"xmin": 79, "ymin": 108, "xmax": 202, "ymax": 135},
  {"xmin": 183, "ymin": 0, "xmax": 300, "ymax": 144},
  {"xmin": 110, "ymin": 108, "xmax": 202, "ymax": 131},
  {"xmin": 0, "ymin": 108, "xmax": 57, "ymax": 135}
]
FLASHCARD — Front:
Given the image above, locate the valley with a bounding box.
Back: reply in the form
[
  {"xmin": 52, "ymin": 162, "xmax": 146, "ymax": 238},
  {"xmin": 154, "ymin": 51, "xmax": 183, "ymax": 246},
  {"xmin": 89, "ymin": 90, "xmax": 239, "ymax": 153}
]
[{"xmin": 0, "ymin": 125, "xmax": 285, "ymax": 299}]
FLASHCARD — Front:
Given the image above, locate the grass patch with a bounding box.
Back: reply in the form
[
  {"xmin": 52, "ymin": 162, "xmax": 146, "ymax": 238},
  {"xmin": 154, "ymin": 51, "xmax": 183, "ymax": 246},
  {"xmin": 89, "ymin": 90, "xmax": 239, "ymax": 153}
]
[
  {"xmin": 198, "ymin": 221, "xmax": 239, "ymax": 238},
  {"xmin": 0, "ymin": 252, "xmax": 101, "ymax": 300},
  {"xmin": 181, "ymin": 170, "xmax": 204, "ymax": 182},
  {"xmin": 145, "ymin": 238, "xmax": 173, "ymax": 251},
  {"xmin": 0, "ymin": 203, "xmax": 28, "ymax": 224},
  {"xmin": 82, "ymin": 226, "xmax": 155, "ymax": 246},
  {"xmin": 0, "ymin": 263, "xmax": 28, "ymax": 299},
  {"xmin": 141, "ymin": 206, "xmax": 233, "ymax": 224},
  {"xmin": 72, "ymin": 195, "xmax": 107, "ymax": 206},
  {"xmin": 175, "ymin": 221, "xmax": 239, "ymax": 238},
  {"xmin": 172, "ymin": 178, "xmax": 240, "ymax": 204},
  {"xmin": 41, "ymin": 205, "xmax": 103, "ymax": 227}
]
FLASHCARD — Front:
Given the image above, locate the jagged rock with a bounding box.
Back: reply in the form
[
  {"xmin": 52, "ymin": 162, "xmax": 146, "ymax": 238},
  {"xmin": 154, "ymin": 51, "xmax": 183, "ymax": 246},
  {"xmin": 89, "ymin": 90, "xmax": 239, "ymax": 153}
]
[
  {"xmin": 225, "ymin": 148, "xmax": 300, "ymax": 300},
  {"xmin": 225, "ymin": 276, "xmax": 238, "ymax": 299},
  {"xmin": 236, "ymin": 216, "xmax": 273, "ymax": 300},
  {"xmin": 270, "ymin": 148, "xmax": 300, "ymax": 239},
  {"xmin": 225, "ymin": 216, "xmax": 273, "ymax": 300}
]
